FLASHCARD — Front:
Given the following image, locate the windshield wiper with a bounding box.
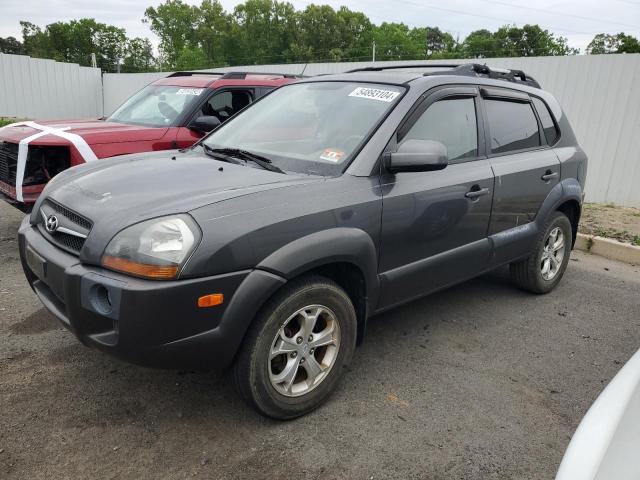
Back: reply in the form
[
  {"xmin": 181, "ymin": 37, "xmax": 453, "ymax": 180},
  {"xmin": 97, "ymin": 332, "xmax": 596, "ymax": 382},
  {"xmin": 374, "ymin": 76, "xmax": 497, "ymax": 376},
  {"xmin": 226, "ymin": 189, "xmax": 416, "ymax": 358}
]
[
  {"xmin": 206, "ymin": 147, "xmax": 286, "ymax": 174},
  {"xmin": 201, "ymin": 143, "xmax": 241, "ymax": 164}
]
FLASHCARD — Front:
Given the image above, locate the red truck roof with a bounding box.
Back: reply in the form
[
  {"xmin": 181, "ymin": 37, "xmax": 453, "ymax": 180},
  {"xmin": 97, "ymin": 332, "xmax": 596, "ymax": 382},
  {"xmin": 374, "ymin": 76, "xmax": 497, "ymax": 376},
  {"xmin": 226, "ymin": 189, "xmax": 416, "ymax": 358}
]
[{"xmin": 154, "ymin": 72, "xmax": 301, "ymax": 89}]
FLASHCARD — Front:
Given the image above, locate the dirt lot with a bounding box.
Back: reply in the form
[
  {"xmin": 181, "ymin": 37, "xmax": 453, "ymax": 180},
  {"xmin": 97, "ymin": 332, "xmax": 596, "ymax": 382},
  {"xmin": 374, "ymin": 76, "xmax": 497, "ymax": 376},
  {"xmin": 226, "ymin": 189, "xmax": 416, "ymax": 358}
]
[
  {"xmin": 1, "ymin": 200, "xmax": 639, "ymax": 480},
  {"xmin": 579, "ymin": 203, "xmax": 640, "ymax": 246}
]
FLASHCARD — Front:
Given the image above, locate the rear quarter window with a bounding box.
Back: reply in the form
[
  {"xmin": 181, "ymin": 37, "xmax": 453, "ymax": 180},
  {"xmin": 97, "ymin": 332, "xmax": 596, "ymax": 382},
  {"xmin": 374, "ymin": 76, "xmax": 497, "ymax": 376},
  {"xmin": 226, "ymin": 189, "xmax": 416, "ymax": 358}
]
[
  {"xmin": 532, "ymin": 97, "xmax": 560, "ymax": 145},
  {"xmin": 485, "ymin": 99, "xmax": 541, "ymax": 154}
]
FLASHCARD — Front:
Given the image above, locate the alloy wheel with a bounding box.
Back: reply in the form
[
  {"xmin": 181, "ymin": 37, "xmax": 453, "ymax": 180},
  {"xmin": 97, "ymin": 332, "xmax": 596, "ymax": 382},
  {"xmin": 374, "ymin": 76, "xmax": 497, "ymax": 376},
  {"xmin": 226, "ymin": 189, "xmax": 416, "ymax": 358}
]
[
  {"xmin": 269, "ymin": 305, "xmax": 341, "ymax": 397},
  {"xmin": 541, "ymin": 226, "xmax": 566, "ymax": 281}
]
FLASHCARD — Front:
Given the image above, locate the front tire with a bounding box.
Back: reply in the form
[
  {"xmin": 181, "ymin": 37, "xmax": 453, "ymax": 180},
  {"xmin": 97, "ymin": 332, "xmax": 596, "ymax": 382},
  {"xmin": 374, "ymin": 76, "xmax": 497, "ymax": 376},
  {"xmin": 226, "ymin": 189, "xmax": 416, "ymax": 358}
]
[
  {"xmin": 234, "ymin": 275, "xmax": 357, "ymax": 419},
  {"xmin": 510, "ymin": 211, "xmax": 573, "ymax": 294}
]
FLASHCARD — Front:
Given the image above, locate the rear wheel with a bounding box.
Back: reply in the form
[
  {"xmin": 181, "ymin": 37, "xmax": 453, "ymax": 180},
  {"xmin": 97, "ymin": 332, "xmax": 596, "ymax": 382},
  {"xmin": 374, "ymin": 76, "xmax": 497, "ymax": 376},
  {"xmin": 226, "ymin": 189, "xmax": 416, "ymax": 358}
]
[
  {"xmin": 234, "ymin": 275, "xmax": 357, "ymax": 419},
  {"xmin": 510, "ymin": 211, "xmax": 572, "ymax": 294}
]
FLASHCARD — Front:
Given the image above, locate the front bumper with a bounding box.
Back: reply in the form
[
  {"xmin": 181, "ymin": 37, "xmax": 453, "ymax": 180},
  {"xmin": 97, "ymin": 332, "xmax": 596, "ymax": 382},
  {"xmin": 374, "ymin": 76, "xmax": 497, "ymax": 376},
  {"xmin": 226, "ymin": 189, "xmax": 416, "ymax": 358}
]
[
  {"xmin": 0, "ymin": 181, "xmax": 44, "ymax": 205},
  {"xmin": 18, "ymin": 217, "xmax": 286, "ymax": 369}
]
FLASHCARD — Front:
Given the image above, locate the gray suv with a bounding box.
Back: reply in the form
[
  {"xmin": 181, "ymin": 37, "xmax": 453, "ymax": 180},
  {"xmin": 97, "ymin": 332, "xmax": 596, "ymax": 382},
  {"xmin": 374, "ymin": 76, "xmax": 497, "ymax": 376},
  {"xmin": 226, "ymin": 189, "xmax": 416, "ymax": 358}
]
[{"xmin": 18, "ymin": 64, "xmax": 587, "ymax": 419}]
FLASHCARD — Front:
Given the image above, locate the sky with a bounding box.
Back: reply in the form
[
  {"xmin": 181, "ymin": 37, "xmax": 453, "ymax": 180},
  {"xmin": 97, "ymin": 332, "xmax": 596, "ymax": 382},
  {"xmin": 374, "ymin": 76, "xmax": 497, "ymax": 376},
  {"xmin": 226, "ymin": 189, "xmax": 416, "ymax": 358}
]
[{"xmin": 1, "ymin": 0, "xmax": 639, "ymax": 54}]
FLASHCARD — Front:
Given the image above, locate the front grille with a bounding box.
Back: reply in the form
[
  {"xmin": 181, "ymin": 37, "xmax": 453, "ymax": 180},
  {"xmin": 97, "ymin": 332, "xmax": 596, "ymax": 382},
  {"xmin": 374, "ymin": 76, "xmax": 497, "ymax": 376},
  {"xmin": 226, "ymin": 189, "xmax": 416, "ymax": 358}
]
[
  {"xmin": 48, "ymin": 200, "xmax": 92, "ymax": 230},
  {"xmin": 48, "ymin": 230, "xmax": 87, "ymax": 253},
  {"xmin": 39, "ymin": 199, "xmax": 93, "ymax": 255},
  {"xmin": 0, "ymin": 141, "xmax": 18, "ymax": 184}
]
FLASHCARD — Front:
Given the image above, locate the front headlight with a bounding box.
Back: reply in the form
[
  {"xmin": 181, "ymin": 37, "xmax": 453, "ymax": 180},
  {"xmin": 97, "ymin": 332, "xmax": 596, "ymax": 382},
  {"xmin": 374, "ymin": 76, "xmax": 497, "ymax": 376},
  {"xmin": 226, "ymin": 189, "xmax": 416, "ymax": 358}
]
[{"xmin": 101, "ymin": 215, "xmax": 200, "ymax": 280}]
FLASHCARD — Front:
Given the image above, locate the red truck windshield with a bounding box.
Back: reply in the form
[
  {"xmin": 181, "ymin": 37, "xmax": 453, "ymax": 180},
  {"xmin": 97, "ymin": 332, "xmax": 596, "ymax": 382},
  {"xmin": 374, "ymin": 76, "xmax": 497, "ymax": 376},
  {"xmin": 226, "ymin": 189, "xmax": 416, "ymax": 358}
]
[{"xmin": 108, "ymin": 85, "xmax": 206, "ymax": 128}]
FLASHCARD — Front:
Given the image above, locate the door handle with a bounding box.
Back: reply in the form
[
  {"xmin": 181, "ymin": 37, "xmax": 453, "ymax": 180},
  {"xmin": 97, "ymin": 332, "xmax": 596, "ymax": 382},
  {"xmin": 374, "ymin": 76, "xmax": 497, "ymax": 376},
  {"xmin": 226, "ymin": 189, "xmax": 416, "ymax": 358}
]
[
  {"xmin": 465, "ymin": 187, "xmax": 490, "ymax": 199},
  {"xmin": 541, "ymin": 171, "xmax": 559, "ymax": 182}
]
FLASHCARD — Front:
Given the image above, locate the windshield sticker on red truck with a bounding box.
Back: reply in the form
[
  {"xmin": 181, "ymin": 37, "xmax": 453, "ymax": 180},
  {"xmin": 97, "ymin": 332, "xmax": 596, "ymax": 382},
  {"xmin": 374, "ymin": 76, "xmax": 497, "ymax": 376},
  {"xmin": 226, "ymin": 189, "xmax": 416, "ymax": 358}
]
[
  {"xmin": 319, "ymin": 148, "xmax": 345, "ymax": 163},
  {"xmin": 176, "ymin": 88, "xmax": 205, "ymax": 96},
  {"xmin": 348, "ymin": 87, "xmax": 400, "ymax": 102}
]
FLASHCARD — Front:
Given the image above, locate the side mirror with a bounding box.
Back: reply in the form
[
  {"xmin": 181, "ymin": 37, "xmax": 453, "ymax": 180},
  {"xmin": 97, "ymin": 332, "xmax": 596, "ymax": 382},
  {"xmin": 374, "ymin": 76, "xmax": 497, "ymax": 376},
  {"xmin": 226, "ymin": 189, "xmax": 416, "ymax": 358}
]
[
  {"xmin": 384, "ymin": 139, "xmax": 449, "ymax": 173},
  {"xmin": 189, "ymin": 115, "xmax": 221, "ymax": 133}
]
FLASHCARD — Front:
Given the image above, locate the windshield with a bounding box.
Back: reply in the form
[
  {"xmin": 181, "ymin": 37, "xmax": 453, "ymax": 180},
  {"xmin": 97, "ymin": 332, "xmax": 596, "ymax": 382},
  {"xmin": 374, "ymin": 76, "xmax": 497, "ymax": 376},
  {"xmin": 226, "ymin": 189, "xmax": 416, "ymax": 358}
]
[
  {"xmin": 202, "ymin": 82, "xmax": 405, "ymax": 175},
  {"xmin": 108, "ymin": 85, "xmax": 207, "ymax": 127}
]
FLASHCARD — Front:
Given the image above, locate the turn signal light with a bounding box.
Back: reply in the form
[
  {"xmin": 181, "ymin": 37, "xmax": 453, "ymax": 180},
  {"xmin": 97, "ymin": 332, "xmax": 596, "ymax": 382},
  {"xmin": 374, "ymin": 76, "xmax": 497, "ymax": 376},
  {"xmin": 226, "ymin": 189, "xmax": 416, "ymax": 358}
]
[
  {"xmin": 198, "ymin": 293, "xmax": 224, "ymax": 308},
  {"xmin": 102, "ymin": 256, "xmax": 179, "ymax": 280}
]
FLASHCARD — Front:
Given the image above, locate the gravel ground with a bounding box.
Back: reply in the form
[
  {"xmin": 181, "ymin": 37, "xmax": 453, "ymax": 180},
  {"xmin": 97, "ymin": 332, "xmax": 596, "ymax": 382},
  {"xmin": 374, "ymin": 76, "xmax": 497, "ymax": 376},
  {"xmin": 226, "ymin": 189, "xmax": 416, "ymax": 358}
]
[
  {"xmin": 1, "ymin": 200, "xmax": 639, "ymax": 480},
  {"xmin": 580, "ymin": 203, "xmax": 640, "ymax": 246}
]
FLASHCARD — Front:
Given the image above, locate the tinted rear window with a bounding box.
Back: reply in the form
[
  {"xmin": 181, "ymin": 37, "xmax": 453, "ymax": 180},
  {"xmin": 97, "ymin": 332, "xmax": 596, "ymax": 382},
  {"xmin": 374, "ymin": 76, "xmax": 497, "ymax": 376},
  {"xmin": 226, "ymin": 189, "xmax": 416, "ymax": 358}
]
[
  {"xmin": 532, "ymin": 97, "xmax": 559, "ymax": 145},
  {"xmin": 485, "ymin": 99, "xmax": 541, "ymax": 154}
]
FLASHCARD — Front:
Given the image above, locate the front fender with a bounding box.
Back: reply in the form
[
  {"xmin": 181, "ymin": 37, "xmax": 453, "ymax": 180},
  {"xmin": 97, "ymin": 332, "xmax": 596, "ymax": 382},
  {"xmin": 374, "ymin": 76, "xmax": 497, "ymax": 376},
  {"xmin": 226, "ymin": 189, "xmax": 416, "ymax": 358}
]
[{"xmin": 256, "ymin": 227, "xmax": 380, "ymax": 312}]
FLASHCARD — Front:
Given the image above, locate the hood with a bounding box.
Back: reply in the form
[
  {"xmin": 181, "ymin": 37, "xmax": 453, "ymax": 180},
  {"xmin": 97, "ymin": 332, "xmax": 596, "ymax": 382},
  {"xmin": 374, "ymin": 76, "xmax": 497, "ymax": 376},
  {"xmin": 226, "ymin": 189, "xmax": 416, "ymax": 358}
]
[
  {"xmin": 0, "ymin": 119, "xmax": 168, "ymax": 145},
  {"xmin": 35, "ymin": 148, "xmax": 322, "ymax": 259}
]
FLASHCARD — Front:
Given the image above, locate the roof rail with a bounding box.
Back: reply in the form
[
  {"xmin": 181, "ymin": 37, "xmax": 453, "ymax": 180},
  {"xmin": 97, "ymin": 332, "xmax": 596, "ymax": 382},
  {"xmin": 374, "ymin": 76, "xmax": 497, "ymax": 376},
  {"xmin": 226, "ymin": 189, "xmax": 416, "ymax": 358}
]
[
  {"xmin": 167, "ymin": 71, "xmax": 225, "ymax": 77},
  {"xmin": 426, "ymin": 63, "xmax": 541, "ymax": 89},
  {"xmin": 345, "ymin": 62, "xmax": 541, "ymax": 89},
  {"xmin": 219, "ymin": 71, "xmax": 305, "ymax": 79},
  {"xmin": 346, "ymin": 63, "xmax": 462, "ymax": 73}
]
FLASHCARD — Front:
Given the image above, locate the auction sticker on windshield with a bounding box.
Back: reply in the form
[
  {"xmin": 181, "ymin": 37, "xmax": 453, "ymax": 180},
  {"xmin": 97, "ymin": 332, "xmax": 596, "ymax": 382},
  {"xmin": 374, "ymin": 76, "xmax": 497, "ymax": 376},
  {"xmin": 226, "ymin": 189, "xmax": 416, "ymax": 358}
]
[
  {"xmin": 176, "ymin": 88, "xmax": 205, "ymax": 96},
  {"xmin": 319, "ymin": 148, "xmax": 345, "ymax": 163},
  {"xmin": 349, "ymin": 87, "xmax": 400, "ymax": 102}
]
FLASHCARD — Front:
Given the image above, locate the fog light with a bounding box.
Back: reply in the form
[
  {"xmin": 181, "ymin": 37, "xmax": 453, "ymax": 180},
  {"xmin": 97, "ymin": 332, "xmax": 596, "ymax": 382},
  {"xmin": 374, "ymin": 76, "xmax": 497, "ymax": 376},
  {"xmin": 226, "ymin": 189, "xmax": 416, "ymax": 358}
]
[{"xmin": 91, "ymin": 284, "xmax": 113, "ymax": 315}]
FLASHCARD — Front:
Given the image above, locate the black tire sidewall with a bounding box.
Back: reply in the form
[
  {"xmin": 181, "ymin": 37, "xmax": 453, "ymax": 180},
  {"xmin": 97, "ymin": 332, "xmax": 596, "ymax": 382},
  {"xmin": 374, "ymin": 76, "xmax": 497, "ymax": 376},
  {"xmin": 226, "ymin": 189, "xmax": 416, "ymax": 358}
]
[{"xmin": 241, "ymin": 278, "xmax": 357, "ymax": 419}]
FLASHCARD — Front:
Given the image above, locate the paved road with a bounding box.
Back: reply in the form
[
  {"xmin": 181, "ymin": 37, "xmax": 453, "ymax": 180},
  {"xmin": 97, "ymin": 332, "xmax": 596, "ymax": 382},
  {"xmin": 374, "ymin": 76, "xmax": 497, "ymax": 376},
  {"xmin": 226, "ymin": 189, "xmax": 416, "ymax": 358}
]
[{"xmin": 1, "ymin": 200, "xmax": 639, "ymax": 480}]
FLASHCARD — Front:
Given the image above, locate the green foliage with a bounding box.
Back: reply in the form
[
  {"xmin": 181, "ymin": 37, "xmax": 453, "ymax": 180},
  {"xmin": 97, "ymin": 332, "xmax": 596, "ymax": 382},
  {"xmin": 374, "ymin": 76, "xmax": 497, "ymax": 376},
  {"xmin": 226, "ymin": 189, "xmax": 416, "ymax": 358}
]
[
  {"xmin": 16, "ymin": 1, "xmax": 640, "ymax": 73},
  {"xmin": 587, "ymin": 33, "xmax": 640, "ymax": 54},
  {"xmin": 462, "ymin": 25, "xmax": 577, "ymax": 58},
  {"xmin": 123, "ymin": 38, "xmax": 156, "ymax": 72},
  {"xmin": 141, "ymin": 1, "xmax": 583, "ymax": 68},
  {"xmin": 0, "ymin": 36, "xmax": 24, "ymax": 54},
  {"xmin": 144, "ymin": 0, "xmax": 200, "ymax": 68},
  {"xmin": 19, "ymin": 19, "xmax": 156, "ymax": 72},
  {"xmin": 0, "ymin": 118, "xmax": 19, "ymax": 128}
]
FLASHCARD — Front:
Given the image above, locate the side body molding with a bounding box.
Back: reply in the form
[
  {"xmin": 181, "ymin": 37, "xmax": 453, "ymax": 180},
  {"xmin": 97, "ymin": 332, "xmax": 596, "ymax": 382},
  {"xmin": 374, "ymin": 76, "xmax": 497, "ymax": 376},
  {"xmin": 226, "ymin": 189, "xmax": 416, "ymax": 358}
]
[{"xmin": 257, "ymin": 227, "xmax": 380, "ymax": 314}]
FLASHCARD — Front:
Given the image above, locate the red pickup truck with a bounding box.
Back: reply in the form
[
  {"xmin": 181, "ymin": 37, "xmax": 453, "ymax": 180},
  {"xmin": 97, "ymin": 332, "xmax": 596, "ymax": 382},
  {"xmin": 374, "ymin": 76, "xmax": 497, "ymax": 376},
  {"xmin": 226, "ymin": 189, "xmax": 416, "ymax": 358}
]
[{"xmin": 0, "ymin": 71, "xmax": 299, "ymax": 209}]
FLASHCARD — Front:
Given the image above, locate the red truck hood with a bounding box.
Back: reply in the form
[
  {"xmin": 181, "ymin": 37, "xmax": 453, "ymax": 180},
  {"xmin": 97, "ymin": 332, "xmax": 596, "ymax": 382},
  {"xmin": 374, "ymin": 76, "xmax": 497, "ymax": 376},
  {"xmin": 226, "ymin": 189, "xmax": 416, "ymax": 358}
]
[{"xmin": 0, "ymin": 119, "xmax": 168, "ymax": 145}]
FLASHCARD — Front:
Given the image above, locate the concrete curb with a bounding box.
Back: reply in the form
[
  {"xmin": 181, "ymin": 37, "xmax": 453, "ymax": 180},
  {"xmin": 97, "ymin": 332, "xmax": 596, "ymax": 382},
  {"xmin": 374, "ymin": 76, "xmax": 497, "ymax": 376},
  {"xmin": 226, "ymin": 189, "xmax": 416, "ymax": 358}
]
[{"xmin": 575, "ymin": 233, "xmax": 640, "ymax": 265}]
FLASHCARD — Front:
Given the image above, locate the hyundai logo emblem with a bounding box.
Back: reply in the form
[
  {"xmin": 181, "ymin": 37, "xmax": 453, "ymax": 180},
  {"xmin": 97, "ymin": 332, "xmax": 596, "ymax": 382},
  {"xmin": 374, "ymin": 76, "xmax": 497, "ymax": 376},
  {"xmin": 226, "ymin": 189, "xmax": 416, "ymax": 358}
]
[{"xmin": 45, "ymin": 214, "xmax": 59, "ymax": 233}]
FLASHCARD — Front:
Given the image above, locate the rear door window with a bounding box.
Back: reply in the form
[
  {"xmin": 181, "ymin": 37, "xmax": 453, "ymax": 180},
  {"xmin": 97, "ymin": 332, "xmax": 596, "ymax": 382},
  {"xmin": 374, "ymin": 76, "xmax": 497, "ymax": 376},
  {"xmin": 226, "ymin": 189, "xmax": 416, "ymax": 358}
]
[
  {"xmin": 532, "ymin": 97, "xmax": 560, "ymax": 145},
  {"xmin": 485, "ymin": 99, "xmax": 541, "ymax": 154}
]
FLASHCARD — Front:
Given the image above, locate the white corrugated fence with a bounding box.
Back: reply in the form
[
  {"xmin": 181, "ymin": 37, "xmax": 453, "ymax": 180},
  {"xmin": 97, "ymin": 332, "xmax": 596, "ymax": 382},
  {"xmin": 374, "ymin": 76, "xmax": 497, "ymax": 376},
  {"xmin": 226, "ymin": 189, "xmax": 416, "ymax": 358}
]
[{"xmin": 0, "ymin": 53, "xmax": 103, "ymax": 119}]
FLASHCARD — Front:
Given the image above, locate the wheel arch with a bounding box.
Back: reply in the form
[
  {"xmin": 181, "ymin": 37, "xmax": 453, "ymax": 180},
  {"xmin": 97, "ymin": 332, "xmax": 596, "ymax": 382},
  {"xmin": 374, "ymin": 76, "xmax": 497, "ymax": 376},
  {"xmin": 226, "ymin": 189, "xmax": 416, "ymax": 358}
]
[
  {"xmin": 256, "ymin": 228, "xmax": 380, "ymax": 344},
  {"xmin": 537, "ymin": 178, "xmax": 583, "ymax": 248}
]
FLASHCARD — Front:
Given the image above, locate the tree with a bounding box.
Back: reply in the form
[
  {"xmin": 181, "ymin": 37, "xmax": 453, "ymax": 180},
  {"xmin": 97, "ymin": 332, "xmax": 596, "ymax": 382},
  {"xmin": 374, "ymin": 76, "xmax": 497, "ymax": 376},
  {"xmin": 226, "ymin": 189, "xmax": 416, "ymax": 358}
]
[
  {"xmin": 0, "ymin": 36, "xmax": 24, "ymax": 55},
  {"xmin": 233, "ymin": 0, "xmax": 297, "ymax": 64},
  {"xmin": 587, "ymin": 33, "xmax": 640, "ymax": 54},
  {"xmin": 175, "ymin": 45, "xmax": 210, "ymax": 70},
  {"xmin": 144, "ymin": 0, "xmax": 200, "ymax": 68},
  {"xmin": 296, "ymin": 4, "xmax": 342, "ymax": 61},
  {"xmin": 495, "ymin": 24, "xmax": 577, "ymax": 57},
  {"xmin": 21, "ymin": 21, "xmax": 55, "ymax": 60},
  {"xmin": 15, "ymin": 3, "xmax": 587, "ymax": 72},
  {"xmin": 462, "ymin": 29, "xmax": 498, "ymax": 58},
  {"xmin": 420, "ymin": 27, "xmax": 457, "ymax": 57},
  {"xmin": 335, "ymin": 7, "xmax": 373, "ymax": 61},
  {"xmin": 123, "ymin": 37, "xmax": 156, "ymax": 72},
  {"xmin": 20, "ymin": 19, "xmax": 128, "ymax": 71},
  {"xmin": 94, "ymin": 24, "xmax": 127, "ymax": 71},
  {"xmin": 197, "ymin": 0, "xmax": 232, "ymax": 66},
  {"xmin": 373, "ymin": 22, "xmax": 423, "ymax": 61}
]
